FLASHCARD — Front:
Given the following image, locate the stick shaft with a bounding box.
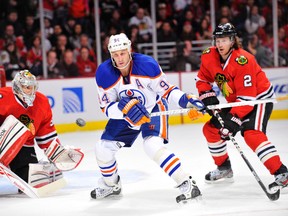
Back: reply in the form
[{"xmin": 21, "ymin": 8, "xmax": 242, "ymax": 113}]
[{"xmin": 150, "ymin": 98, "xmax": 276, "ymax": 117}]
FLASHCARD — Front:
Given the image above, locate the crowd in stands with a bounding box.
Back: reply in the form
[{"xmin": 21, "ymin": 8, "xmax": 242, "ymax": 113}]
[{"xmin": 0, "ymin": 0, "xmax": 287, "ymax": 80}]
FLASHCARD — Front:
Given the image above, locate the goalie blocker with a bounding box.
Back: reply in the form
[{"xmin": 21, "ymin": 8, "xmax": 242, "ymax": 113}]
[{"xmin": 0, "ymin": 115, "xmax": 31, "ymax": 166}]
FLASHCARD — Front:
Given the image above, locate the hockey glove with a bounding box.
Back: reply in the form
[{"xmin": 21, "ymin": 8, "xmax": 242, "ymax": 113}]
[
  {"xmin": 45, "ymin": 139, "xmax": 84, "ymax": 171},
  {"xmin": 179, "ymin": 93, "xmax": 205, "ymax": 111},
  {"xmin": 219, "ymin": 112, "xmax": 242, "ymax": 140},
  {"xmin": 118, "ymin": 97, "xmax": 151, "ymax": 126},
  {"xmin": 187, "ymin": 108, "xmax": 204, "ymax": 121},
  {"xmin": 199, "ymin": 90, "xmax": 219, "ymax": 116}
]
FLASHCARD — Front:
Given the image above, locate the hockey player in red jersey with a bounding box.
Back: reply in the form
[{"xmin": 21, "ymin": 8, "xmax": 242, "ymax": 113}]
[
  {"xmin": 196, "ymin": 23, "xmax": 288, "ymax": 191},
  {"xmin": 0, "ymin": 70, "xmax": 83, "ymax": 191}
]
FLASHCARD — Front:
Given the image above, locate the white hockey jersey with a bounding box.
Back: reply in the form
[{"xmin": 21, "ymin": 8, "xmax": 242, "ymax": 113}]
[{"xmin": 95, "ymin": 53, "xmax": 185, "ymax": 120}]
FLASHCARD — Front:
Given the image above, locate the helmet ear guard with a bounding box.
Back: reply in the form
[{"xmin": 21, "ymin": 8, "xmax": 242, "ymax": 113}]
[{"xmin": 12, "ymin": 70, "xmax": 38, "ymax": 106}]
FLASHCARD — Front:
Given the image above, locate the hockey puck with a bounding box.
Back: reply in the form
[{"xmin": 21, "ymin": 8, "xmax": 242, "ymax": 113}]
[{"xmin": 76, "ymin": 118, "xmax": 86, "ymax": 127}]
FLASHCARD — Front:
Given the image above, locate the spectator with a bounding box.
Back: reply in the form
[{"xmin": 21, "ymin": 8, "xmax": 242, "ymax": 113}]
[
  {"xmin": 47, "ymin": 49, "xmax": 63, "ymax": 78},
  {"xmin": 44, "ymin": 18, "xmax": 54, "ymax": 39},
  {"xmin": 54, "ymin": 34, "xmax": 73, "ymax": 61},
  {"xmin": 0, "ymin": 9, "xmax": 23, "ymax": 37},
  {"xmin": 62, "ymin": 16, "xmax": 76, "ymax": 38},
  {"xmin": 0, "ymin": 41, "xmax": 25, "ymax": 80},
  {"xmin": 177, "ymin": 9, "xmax": 199, "ymax": 35},
  {"xmin": 69, "ymin": 24, "xmax": 83, "ymax": 49},
  {"xmin": 157, "ymin": 21, "xmax": 178, "ymax": 42},
  {"xmin": 99, "ymin": 0, "xmax": 119, "ymax": 22},
  {"xmin": 245, "ymin": 33, "xmax": 273, "ymax": 67},
  {"xmin": 40, "ymin": 0, "xmax": 67, "ymax": 21},
  {"xmin": 187, "ymin": 0, "xmax": 205, "ymax": 23},
  {"xmin": 74, "ymin": 33, "xmax": 95, "ymax": 62},
  {"xmin": 59, "ymin": 49, "xmax": 79, "ymax": 77},
  {"xmin": 102, "ymin": 9, "xmax": 126, "ymax": 35},
  {"xmin": 26, "ymin": 36, "xmax": 42, "ymax": 69},
  {"xmin": 48, "ymin": 24, "xmax": 63, "ymax": 47},
  {"xmin": 233, "ymin": 0, "xmax": 255, "ymax": 37},
  {"xmin": 196, "ymin": 18, "xmax": 212, "ymax": 41},
  {"xmin": 277, "ymin": 27, "xmax": 288, "ymax": 66},
  {"xmin": 76, "ymin": 46, "xmax": 96, "ymax": 77},
  {"xmin": 156, "ymin": 3, "xmax": 177, "ymax": 31},
  {"xmin": 180, "ymin": 21, "xmax": 197, "ymax": 41},
  {"xmin": 244, "ymin": 4, "xmax": 266, "ymax": 37},
  {"xmin": 217, "ymin": 5, "xmax": 233, "ymax": 24},
  {"xmin": 128, "ymin": 7, "xmax": 153, "ymax": 43},
  {"xmin": 127, "ymin": 24, "xmax": 142, "ymax": 51},
  {"xmin": 23, "ymin": 15, "xmax": 38, "ymax": 50},
  {"xmin": 68, "ymin": 0, "xmax": 90, "ymax": 31},
  {"xmin": 169, "ymin": 40, "xmax": 200, "ymax": 72}
]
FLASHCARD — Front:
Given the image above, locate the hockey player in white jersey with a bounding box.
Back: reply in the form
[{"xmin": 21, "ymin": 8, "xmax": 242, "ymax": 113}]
[{"xmin": 90, "ymin": 33, "xmax": 205, "ymax": 203}]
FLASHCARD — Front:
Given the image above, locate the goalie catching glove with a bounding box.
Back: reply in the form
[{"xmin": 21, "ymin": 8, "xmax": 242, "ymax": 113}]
[
  {"xmin": 118, "ymin": 97, "xmax": 150, "ymax": 126},
  {"xmin": 218, "ymin": 112, "xmax": 242, "ymax": 140},
  {"xmin": 45, "ymin": 139, "xmax": 84, "ymax": 171}
]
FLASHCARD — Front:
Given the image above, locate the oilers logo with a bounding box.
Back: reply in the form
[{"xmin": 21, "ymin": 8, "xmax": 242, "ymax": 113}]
[{"xmin": 119, "ymin": 88, "xmax": 146, "ymax": 105}]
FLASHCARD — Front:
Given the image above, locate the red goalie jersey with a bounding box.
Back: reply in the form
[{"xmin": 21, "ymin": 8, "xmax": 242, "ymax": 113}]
[
  {"xmin": 0, "ymin": 87, "xmax": 58, "ymax": 149},
  {"xmin": 196, "ymin": 47, "xmax": 275, "ymax": 118}
]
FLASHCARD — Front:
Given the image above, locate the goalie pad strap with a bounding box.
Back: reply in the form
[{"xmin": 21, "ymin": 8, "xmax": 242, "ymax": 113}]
[{"xmin": 0, "ymin": 115, "xmax": 30, "ymax": 166}]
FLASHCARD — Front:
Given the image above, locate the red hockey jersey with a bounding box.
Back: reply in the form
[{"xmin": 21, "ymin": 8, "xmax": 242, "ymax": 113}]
[
  {"xmin": 196, "ymin": 47, "xmax": 274, "ymax": 118},
  {"xmin": 0, "ymin": 87, "xmax": 58, "ymax": 149}
]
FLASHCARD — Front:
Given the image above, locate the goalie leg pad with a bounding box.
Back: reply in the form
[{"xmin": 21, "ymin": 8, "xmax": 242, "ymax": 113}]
[
  {"xmin": 45, "ymin": 138, "xmax": 84, "ymax": 171},
  {"xmin": 28, "ymin": 162, "xmax": 63, "ymax": 188},
  {"xmin": 0, "ymin": 115, "xmax": 31, "ymax": 166}
]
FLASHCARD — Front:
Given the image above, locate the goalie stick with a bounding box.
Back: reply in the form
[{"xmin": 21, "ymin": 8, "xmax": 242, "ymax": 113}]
[
  {"xmin": 0, "ymin": 163, "xmax": 66, "ymax": 198},
  {"xmin": 150, "ymin": 98, "xmax": 277, "ymax": 117},
  {"xmin": 213, "ymin": 110, "xmax": 280, "ymax": 201}
]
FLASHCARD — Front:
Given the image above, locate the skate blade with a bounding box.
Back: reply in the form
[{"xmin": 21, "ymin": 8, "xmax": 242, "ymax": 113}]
[
  {"xmin": 205, "ymin": 177, "xmax": 234, "ymax": 184},
  {"xmin": 176, "ymin": 194, "xmax": 203, "ymax": 204}
]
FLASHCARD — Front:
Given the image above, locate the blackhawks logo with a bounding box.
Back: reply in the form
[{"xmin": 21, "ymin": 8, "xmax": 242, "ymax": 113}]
[
  {"xmin": 202, "ymin": 48, "xmax": 211, "ymax": 54},
  {"xmin": 19, "ymin": 114, "xmax": 35, "ymax": 135},
  {"xmin": 236, "ymin": 55, "xmax": 248, "ymax": 65},
  {"xmin": 215, "ymin": 73, "xmax": 233, "ymax": 97}
]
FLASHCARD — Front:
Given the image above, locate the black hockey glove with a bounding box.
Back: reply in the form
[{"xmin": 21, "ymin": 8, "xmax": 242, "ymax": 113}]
[
  {"xmin": 219, "ymin": 112, "xmax": 242, "ymax": 140},
  {"xmin": 199, "ymin": 90, "xmax": 219, "ymax": 116}
]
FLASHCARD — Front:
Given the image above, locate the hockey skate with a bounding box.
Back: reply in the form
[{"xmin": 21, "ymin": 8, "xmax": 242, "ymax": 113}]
[
  {"xmin": 205, "ymin": 158, "xmax": 234, "ymax": 183},
  {"xmin": 90, "ymin": 176, "xmax": 122, "ymax": 199},
  {"xmin": 176, "ymin": 176, "xmax": 201, "ymax": 203},
  {"xmin": 269, "ymin": 165, "xmax": 288, "ymax": 192}
]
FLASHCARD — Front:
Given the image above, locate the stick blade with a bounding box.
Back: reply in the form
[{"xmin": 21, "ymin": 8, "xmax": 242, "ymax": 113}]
[
  {"xmin": 268, "ymin": 189, "xmax": 280, "ymax": 201},
  {"xmin": 36, "ymin": 178, "xmax": 67, "ymax": 197}
]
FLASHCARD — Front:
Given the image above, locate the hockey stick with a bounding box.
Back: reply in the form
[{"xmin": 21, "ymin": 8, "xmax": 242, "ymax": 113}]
[
  {"xmin": 150, "ymin": 98, "xmax": 276, "ymax": 117},
  {"xmin": 213, "ymin": 110, "xmax": 280, "ymax": 201},
  {"xmin": 276, "ymin": 94, "xmax": 288, "ymax": 101},
  {"xmin": 0, "ymin": 163, "xmax": 67, "ymax": 198}
]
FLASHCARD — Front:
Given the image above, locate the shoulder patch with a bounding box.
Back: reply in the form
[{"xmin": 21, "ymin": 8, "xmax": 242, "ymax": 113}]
[
  {"xmin": 235, "ymin": 55, "xmax": 248, "ymax": 65},
  {"xmin": 202, "ymin": 48, "xmax": 211, "ymax": 54}
]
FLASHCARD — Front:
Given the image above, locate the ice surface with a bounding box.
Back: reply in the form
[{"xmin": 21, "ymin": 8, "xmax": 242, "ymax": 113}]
[{"xmin": 1, "ymin": 120, "xmax": 287, "ymax": 216}]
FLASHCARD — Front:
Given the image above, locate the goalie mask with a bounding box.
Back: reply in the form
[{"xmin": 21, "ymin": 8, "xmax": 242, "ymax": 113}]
[
  {"xmin": 12, "ymin": 70, "xmax": 38, "ymax": 107},
  {"xmin": 108, "ymin": 33, "xmax": 132, "ymax": 69}
]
